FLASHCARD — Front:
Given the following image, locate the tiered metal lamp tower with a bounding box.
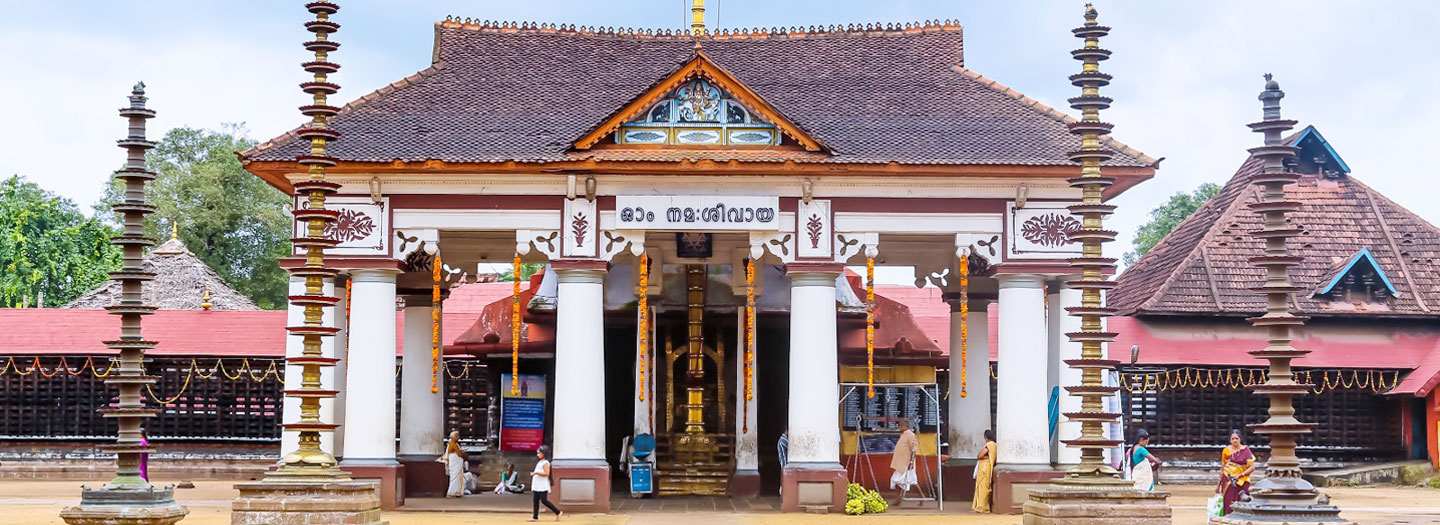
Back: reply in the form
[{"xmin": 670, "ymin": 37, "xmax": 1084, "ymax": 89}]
[
  {"xmin": 1024, "ymin": 7, "xmax": 1170, "ymax": 522},
  {"xmin": 60, "ymin": 84, "xmax": 188, "ymax": 525},
  {"xmin": 271, "ymin": 0, "xmax": 348, "ymax": 479},
  {"xmin": 1055, "ymin": 4, "xmax": 1130, "ymax": 486},
  {"xmin": 1216, "ymin": 76, "xmax": 1346, "ymax": 524}
]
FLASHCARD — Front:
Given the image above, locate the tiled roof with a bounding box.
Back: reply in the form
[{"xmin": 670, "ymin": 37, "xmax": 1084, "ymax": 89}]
[
  {"xmin": 243, "ymin": 21, "xmax": 1152, "ymax": 167},
  {"xmin": 1112, "ymin": 129, "xmax": 1440, "ymax": 317}
]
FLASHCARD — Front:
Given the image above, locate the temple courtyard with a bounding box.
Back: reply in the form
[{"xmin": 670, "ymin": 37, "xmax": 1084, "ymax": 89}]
[{"xmin": 1, "ymin": 479, "xmax": 1436, "ymax": 524}]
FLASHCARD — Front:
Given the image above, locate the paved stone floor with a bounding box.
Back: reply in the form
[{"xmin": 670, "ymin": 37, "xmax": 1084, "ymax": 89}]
[{"xmin": 2, "ymin": 479, "xmax": 1437, "ymax": 524}]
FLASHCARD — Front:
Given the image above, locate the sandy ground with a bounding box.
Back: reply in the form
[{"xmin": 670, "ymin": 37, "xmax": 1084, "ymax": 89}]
[{"xmin": 3, "ymin": 479, "xmax": 1437, "ymax": 524}]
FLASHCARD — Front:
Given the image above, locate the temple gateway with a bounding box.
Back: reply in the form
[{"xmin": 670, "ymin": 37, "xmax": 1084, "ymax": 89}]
[{"xmin": 240, "ymin": 14, "xmax": 1157, "ymax": 513}]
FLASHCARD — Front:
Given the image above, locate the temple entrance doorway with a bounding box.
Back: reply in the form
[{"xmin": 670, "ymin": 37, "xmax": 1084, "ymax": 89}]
[{"xmin": 652, "ymin": 264, "xmax": 738, "ymax": 496}]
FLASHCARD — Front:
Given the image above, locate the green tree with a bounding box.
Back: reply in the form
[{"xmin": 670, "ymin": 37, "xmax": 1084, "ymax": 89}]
[
  {"xmin": 99, "ymin": 125, "xmax": 291, "ymax": 309},
  {"xmin": 1123, "ymin": 182, "xmax": 1222, "ymax": 266},
  {"xmin": 1, "ymin": 175, "xmax": 120, "ymax": 307}
]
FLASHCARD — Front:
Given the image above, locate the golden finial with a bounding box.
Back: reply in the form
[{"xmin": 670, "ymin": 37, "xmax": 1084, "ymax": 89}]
[
  {"xmin": 201, "ymin": 284, "xmax": 212, "ymax": 310},
  {"xmin": 691, "ymin": 0, "xmax": 706, "ymax": 36},
  {"xmin": 171, "ymin": 221, "xmax": 178, "ymax": 241}
]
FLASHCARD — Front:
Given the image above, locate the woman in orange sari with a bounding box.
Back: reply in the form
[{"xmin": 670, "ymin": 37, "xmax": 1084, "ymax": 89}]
[
  {"xmin": 1216, "ymin": 429, "xmax": 1256, "ymax": 515},
  {"xmin": 971, "ymin": 429, "xmax": 996, "ymax": 513}
]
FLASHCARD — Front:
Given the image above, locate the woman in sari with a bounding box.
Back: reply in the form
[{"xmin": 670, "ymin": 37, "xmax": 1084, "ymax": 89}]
[
  {"xmin": 138, "ymin": 432, "xmax": 150, "ymax": 482},
  {"xmin": 1130, "ymin": 429, "xmax": 1160, "ymax": 491},
  {"xmin": 442, "ymin": 431, "xmax": 466, "ymax": 498},
  {"xmin": 1217, "ymin": 429, "xmax": 1256, "ymax": 515},
  {"xmin": 971, "ymin": 429, "xmax": 996, "ymax": 513}
]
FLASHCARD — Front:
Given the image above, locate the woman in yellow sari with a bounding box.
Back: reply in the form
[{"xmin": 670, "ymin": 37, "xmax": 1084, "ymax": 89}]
[
  {"xmin": 972, "ymin": 429, "xmax": 996, "ymax": 513},
  {"xmin": 1216, "ymin": 429, "xmax": 1256, "ymax": 515}
]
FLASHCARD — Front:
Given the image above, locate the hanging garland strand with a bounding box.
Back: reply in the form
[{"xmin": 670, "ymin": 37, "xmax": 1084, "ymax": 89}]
[
  {"xmin": 743, "ymin": 258, "xmax": 756, "ymax": 434},
  {"xmin": 431, "ymin": 255, "xmax": 443, "ymax": 393},
  {"xmin": 511, "ymin": 255, "xmax": 522, "ymax": 396},
  {"xmin": 1118, "ymin": 366, "xmax": 1399, "ymax": 394},
  {"xmin": 959, "ymin": 252, "xmax": 970, "ymax": 398},
  {"xmin": 637, "ymin": 253, "xmax": 648, "ymax": 402},
  {"xmin": 865, "ymin": 255, "xmax": 876, "ymax": 398}
]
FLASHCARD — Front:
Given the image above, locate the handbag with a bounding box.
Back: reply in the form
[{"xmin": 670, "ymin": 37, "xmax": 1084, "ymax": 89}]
[{"xmin": 1206, "ymin": 494, "xmax": 1224, "ymax": 517}]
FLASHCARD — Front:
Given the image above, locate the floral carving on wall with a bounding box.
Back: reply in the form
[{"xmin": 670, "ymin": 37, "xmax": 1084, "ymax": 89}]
[
  {"xmin": 570, "ymin": 213, "xmax": 590, "ymax": 247},
  {"xmin": 1020, "ymin": 213, "xmax": 1080, "ymax": 248},
  {"xmin": 806, "ymin": 214, "xmax": 824, "ymax": 249},
  {"xmin": 325, "ymin": 208, "xmax": 377, "ymax": 243}
]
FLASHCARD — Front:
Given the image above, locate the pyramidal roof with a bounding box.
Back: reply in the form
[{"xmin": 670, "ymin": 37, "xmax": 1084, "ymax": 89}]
[
  {"xmin": 241, "ymin": 20, "xmax": 1154, "ymax": 170},
  {"xmin": 1111, "ymin": 127, "xmax": 1440, "ymax": 318},
  {"xmin": 64, "ymin": 238, "xmax": 259, "ymax": 311}
]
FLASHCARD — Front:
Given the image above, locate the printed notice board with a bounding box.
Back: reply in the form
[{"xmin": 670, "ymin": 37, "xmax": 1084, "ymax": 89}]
[{"xmin": 499, "ymin": 374, "xmax": 546, "ymax": 451}]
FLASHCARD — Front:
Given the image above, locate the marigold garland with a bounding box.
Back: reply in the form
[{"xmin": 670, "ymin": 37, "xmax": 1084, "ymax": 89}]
[
  {"xmin": 743, "ymin": 258, "xmax": 756, "ymax": 433},
  {"xmin": 343, "ymin": 277, "xmax": 353, "ymax": 362},
  {"xmin": 431, "ymin": 255, "xmax": 442, "ymax": 393},
  {"xmin": 511, "ymin": 255, "xmax": 522, "ymax": 396},
  {"xmin": 959, "ymin": 253, "xmax": 969, "ymax": 398},
  {"xmin": 637, "ymin": 253, "xmax": 648, "ymax": 402},
  {"xmin": 865, "ymin": 255, "xmax": 875, "ymax": 399}
]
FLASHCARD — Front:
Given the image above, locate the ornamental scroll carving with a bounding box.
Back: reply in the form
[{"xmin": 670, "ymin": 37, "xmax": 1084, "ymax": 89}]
[
  {"xmin": 1020, "ymin": 213, "xmax": 1080, "ymax": 247},
  {"xmin": 298, "ymin": 196, "xmax": 388, "ymax": 255},
  {"xmin": 326, "ymin": 208, "xmax": 377, "ymax": 243}
]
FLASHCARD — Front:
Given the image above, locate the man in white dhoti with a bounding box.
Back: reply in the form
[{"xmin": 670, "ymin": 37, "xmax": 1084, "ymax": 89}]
[{"xmin": 889, "ymin": 418, "xmax": 919, "ymax": 505}]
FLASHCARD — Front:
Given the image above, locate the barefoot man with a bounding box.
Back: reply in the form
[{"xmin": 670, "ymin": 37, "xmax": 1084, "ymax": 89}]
[{"xmin": 889, "ymin": 418, "xmax": 919, "ymax": 505}]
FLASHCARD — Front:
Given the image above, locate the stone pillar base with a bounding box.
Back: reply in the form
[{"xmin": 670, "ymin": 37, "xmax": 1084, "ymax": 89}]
[
  {"xmin": 942, "ymin": 459, "xmax": 977, "ymax": 502},
  {"xmin": 780, "ymin": 463, "xmax": 846, "ymax": 513},
  {"xmin": 231, "ymin": 479, "xmax": 385, "ymax": 525},
  {"xmin": 1021, "ymin": 486, "xmax": 1173, "ymax": 524},
  {"xmin": 60, "ymin": 485, "xmax": 189, "ymax": 525},
  {"xmin": 399, "ymin": 460, "xmax": 446, "ymax": 498},
  {"xmin": 730, "ymin": 469, "xmax": 761, "ymax": 499},
  {"xmin": 339, "ymin": 463, "xmax": 406, "ymax": 510},
  {"xmin": 1213, "ymin": 502, "xmax": 1349, "ymax": 524},
  {"xmin": 551, "ymin": 460, "xmax": 611, "ymax": 513},
  {"xmin": 995, "ymin": 465, "xmax": 1064, "ymax": 514}
]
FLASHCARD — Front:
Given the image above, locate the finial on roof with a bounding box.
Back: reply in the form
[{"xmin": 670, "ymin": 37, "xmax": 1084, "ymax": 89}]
[
  {"xmin": 171, "ymin": 221, "xmax": 179, "ymax": 241},
  {"xmin": 691, "ymin": 0, "xmax": 706, "ymax": 36},
  {"xmin": 201, "ymin": 284, "xmax": 212, "ymax": 310}
]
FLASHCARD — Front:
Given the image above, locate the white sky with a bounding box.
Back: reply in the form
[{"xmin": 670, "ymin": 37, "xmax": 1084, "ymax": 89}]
[{"xmin": 2, "ymin": 1, "xmax": 1437, "ymax": 284}]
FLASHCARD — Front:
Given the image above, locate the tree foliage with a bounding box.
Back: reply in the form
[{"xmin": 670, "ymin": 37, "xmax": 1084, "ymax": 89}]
[
  {"xmin": 99, "ymin": 125, "xmax": 291, "ymax": 309},
  {"xmin": 1123, "ymin": 182, "xmax": 1222, "ymax": 266},
  {"xmin": 1, "ymin": 175, "xmax": 120, "ymax": 307}
]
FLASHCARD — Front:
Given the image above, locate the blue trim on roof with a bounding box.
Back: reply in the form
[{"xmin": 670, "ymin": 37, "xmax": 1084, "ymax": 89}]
[
  {"xmin": 1289, "ymin": 125, "xmax": 1351, "ymax": 174},
  {"xmin": 1316, "ymin": 248, "xmax": 1397, "ymax": 296}
]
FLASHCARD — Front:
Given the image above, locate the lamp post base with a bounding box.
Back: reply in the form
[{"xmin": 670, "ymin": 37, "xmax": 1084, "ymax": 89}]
[
  {"xmin": 1022, "ymin": 485, "xmax": 1172, "ymax": 524},
  {"xmin": 60, "ymin": 485, "xmax": 189, "ymax": 525},
  {"xmin": 231, "ymin": 479, "xmax": 385, "ymax": 525}
]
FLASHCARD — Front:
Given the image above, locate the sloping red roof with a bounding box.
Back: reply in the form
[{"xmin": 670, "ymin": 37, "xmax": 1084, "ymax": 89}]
[
  {"xmin": 1112, "ymin": 128, "xmax": 1440, "ymax": 318},
  {"xmin": 0, "ymin": 309, "xmax": 287, "ymax": 356},
  {"xmin": 243, "ymin": 21, "xmax": 1152, "ymax": 168},
  {"xmin": 1392, "ymin": 341, "xmax": 1440, "ymax": 396},
  {"xmin": 445, "ymin": 275, "xmax": 545, "ymax": 355}
]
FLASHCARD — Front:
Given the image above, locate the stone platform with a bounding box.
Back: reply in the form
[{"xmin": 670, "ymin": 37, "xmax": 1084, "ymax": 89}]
[
  {"xmin": 1022, "ymin": 487, "xmax": 1173, "ymax": 524},
  {"xmin": 59, "ymin": 485, "xmax": 189, "ymax": 525},
  {"xmin": 231, "ymin": 479, "xmax": 385, "ymax": 525}
]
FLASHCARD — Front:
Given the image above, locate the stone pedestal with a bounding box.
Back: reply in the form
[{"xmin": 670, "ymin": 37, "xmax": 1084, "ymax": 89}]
[
  {"xmin": 780, "ymin": 463, "xmax": 846, "ymax": 513},
  {"xmin": 730, "ymin": 469, "xmax": 761, "ymax": 499},
  {"xmin": 1022, "ymin": 487, "xmax": 1172, "ymax": 524},
  {"xmin": 995, "ymin": 465, "xmax": 1064, "ymax": 514},
  {"xmin": 400, "ymin": 459, "xmax": 446, "ymax": 498},
  {"xmin": 60, "ymin": 485, "xmax": 188, "ymax": 525},
  {"xmin": 231, "ymin": 480, "xmax": 385, "ymax": 525},
  {"xmin": 550, "ymin": 460, "xmax": 611, "ymax": 513},
  {"xmin": 338, "ymin": 463, "xmax": 406, "ymax": 510},
  {"xmin": 941, "ymin": 459, "xmax": 977, "ymax": 502}
]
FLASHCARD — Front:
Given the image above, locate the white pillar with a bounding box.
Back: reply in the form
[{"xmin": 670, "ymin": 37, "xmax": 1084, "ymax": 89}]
[
  {"xmin": 341, "ymin": 269, "xmax": 399, "ymax": 464},
  {"xmin": 1050, "ymin": 282, "xmax": 1083, "ymax": 465},
  {"xmin": 553, "ymin": 266, "xmax": 607, "ymax": 462},
  {"xmin": 786, "ymin": 269, "xmax": 841, "ymax": 466},
  {"xmin": 947, "ymin": 296, "xmax": 992, "ymax": 459},
  {"xmin": 399, "ymin": 296, "xmax": 446, "ymax": 461},
  {"xmin": 281, "ymin": 276, "xmax": 339, "ymax": 457},
  {"xmin": 995, "ymin": 274, "xmax": 1049, "ymax": 466},
  {"xmin": 735, "ymin": 307, "xmax": 759, "ymax": 472},
  {"xmin": 332, "ymin": 278, "xmax": 348, "ymax": 458}
]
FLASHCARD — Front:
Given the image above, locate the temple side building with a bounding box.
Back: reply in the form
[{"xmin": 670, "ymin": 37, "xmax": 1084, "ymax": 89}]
[{"xmin": 1111, "ymin": 125, "xmax": 1440, "ymax": 469}]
